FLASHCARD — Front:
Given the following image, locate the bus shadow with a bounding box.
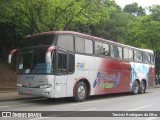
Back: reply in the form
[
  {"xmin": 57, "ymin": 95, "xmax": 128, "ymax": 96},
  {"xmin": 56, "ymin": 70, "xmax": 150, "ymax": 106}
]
[
  {"xmin": 22, "ymin": 89, "xmax": 157, "ymax": 106},
  {"xmin": 22, "ymin": 92, "xmax": 137, "ymax": 105}
]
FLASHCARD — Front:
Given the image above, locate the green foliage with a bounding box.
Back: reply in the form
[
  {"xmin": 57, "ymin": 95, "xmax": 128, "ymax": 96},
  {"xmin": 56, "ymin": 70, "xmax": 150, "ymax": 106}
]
[
  {"xmin": 90, "ymin": 8, "xmax": 135, "ymax": 43},
  {"xmin": 0, "ymin": 0, "xmax": 29, "ymax": 60},
  {"xmin": 12, "ymin": 0, "xmax": 113, "ymax": 33},
  {"xmin": 149, "ymin": 5, "xmax": 160, "ymax": 21},
  {"xmin": 124, "ymin": 2, "xmax": 146, "ymax": 16},
  {"xmin": 0, "ymin": 0, "xmax": 160, "ymax": 66},
  {"xmin": 127, "ymin": 9, "xmax": 160, "ymax": 51}
]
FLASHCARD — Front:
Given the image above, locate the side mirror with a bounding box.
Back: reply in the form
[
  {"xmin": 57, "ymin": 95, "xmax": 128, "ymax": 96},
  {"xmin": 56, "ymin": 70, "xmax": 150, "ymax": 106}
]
[{"xmin": 8, "ymin": 49, "xmax": 18, "ymax": 63}]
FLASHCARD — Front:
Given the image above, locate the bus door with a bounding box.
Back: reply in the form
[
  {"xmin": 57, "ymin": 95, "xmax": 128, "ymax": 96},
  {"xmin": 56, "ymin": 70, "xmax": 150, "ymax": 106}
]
[
  {"xmin": 54, "ymin": 50, "xmax": 67, "ymax": 98},
  {"xmin": 54, "ymin": 49, "xmax": 75, "ymax": 98}
]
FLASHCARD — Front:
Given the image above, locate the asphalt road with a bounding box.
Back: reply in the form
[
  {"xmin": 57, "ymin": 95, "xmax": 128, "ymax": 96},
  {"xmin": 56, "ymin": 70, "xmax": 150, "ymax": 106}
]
[{"xmin": 0, "ymin": 87, "xmax": 160, "ymax": 120}]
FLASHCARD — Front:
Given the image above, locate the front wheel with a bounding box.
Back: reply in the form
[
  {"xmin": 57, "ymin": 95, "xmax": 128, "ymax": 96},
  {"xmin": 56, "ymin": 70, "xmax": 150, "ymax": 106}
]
[
  {"xmin": 74, "ymin": 81, "xmax": 88, "ymax": 102},
  {"xmin": 132, "ymin": 81, "xmax": 139, "ymax": 95},
  {"xmin": 139, "ymin": 81, "xmax": 146, "ymax": 94}
]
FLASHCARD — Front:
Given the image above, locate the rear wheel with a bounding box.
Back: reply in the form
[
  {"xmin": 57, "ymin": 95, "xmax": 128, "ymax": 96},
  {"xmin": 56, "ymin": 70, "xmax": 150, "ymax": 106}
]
[
  {"xmin": 74, "ymin": 81, "xmax": 88, "ymax": 102},
  {"xmin": 139, "ymin": 81, "xmax": 146, "ymax": 94},
  {"xmin": 132, "ymin": 81, "xmax": 139, "ymax": 95}
]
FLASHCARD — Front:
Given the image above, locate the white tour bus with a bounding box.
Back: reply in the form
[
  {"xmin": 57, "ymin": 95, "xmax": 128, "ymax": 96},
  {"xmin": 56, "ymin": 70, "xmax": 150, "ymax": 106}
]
[{"xmin": 9, "ymin": 31, "xmax": 156, "ymax": 102}]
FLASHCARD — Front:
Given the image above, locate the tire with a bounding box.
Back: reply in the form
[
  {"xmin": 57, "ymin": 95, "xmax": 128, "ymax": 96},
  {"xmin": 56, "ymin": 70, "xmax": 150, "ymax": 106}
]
[
  {"xmin": 132, "ymin": 81, "xmax": 139, "ymax": 95},
  {"xmin": 139, "ymin": 81, "xmax": 146, "ymax": 94},
  {"xmin": 155, "ymin": 79, "xmax": 158, "ymax": 85},
  {"xmin": 74, "ymin": 81, "xmax": 88, "ymax": 102}
]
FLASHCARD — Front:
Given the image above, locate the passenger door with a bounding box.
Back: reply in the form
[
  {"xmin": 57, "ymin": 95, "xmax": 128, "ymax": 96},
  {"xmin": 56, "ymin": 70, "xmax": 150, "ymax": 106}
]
[
  {"xmin": 54, "ymin": 50, "xmax": 68, "ymax": 98},
  {"xmin": 54, "ymin": 49, "xmax": 75, "ymax": 98}
]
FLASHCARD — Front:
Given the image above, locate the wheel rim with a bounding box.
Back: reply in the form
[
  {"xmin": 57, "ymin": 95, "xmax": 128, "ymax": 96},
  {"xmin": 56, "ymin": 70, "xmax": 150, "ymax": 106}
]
[
  {"xmin": 77, "ymin": 85, "xmax": 86, "ymax": 99},
  {"xmin": 141, "ymin": 82, "xmax": 145, "ymax": 92},
  {"xmin": 134, "ymin": 82, "xmax": 139, "ymax": 93}
]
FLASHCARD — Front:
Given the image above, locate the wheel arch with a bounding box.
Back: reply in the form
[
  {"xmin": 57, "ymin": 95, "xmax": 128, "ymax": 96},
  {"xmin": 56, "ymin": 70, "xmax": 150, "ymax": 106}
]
[
  {"xmin": 132, "ymin": 79, "xmax": 140, "ymax": 93},
  {"xmin": 135, "ymin": 79, "xmax": 140, "ymax": 84},
  {"xmin": 141, "ymin": 79, "xmax": 147, "ymax": 89},
  {"xmin": 73, "ymin": 78, "xmax": 91, "ymax": 97}
]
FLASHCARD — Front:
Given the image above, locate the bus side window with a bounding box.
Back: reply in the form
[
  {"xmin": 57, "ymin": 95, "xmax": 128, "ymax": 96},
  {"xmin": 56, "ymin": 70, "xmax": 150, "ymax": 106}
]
[
  {"xmin": 95, "ymin": 42, "xmax": 103, "ymax": 55},
  {"xmin": 118, "ymin": 47, "xmax": 122, "ymax": 59},
  {"xmin": 68, "ymin": 53, "xmax": 75, "ymax": 73},
  {"xmin": 85, "ymin": 39, "xmax": 93, "ymax": 54},
  {"xmin": 75, "ymin": 37, "xmax": 85, "ymax": 53},
  {"xmin": 57, "ymin": 51, "xmax": 67, "ymax": 73},
  {"xmin": 58, "ymin": 35, "xmax": 74, "ymax": 51},
  {"xmin": 143, "ymin": 52, "xmax": 150, "ymax": 64},
  {"xmin": 123, "ymin": 48, "xmax": 129, "ymax": 60},
  {"xmin": 134, "ymin": 50, "xmax": 142, "ymax": 62},
  {"xmin": 103, "ymin": 43, "xmax": 109, "ymax": 56},
  {"xmin": 124, "ymin": 48, "xmax": 133, "ymax": 60},
  {"xmin": 151, "ymin": 54, "xmax": 155, "ymax": 64},
  {"xmin": 111, "ymin": 44, "xmax": 121, "ymax": 58},
  {"xmin": 129, "ymin": 49, "xmax": 133, "ymax": 60}
]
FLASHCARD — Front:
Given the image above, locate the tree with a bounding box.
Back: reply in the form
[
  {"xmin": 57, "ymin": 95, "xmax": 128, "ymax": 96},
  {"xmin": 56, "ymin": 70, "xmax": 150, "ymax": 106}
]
[
  {"xmin": 0, "ymin": 0, "xmax": 29, "ymax": 61},
  {"xmin": 13, "ymin": 0, "xmax": 112, "ymax": 34},
  {"xmin": 149, "ymin": 5, "xmax": 160, "ymax": 21},
  {"xmin": 0, "ymin": 0, "xmax": 115, "ymax": 61},
  {"xmin": 89, "ymin": 3, "xmax": 135, "ymax": 43},
  {"xmin": 127, "ymin": 16, "xmax": 160, "ymax": 51},
  {"xmin": 124, "ymin": 2, "xmax": 146, "ymax": 16}
]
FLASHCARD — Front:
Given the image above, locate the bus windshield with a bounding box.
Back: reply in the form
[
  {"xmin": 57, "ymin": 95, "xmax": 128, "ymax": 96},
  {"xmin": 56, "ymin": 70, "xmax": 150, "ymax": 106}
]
[
  {"xmin": 23, "ymin": 34, "xmax": 55, "ymax": 48},
  {"xmin": 18, "ymin": 47, "xmax": 53, "ymax": 74}
]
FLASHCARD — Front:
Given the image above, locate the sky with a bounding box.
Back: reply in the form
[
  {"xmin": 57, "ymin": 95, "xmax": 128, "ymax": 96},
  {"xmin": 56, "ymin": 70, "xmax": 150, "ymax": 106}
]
[{"xmin": 114, "ymin": 0, "xmax": 160, "ymax": 8}]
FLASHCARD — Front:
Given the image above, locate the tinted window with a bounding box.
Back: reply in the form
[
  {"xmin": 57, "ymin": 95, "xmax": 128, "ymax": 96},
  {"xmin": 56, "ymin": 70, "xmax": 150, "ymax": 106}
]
[
  {"xmin": 58, "ymin": 52, "xmax": 67, "ymax": 73},
  {"xmin": 134, "ymin": 50, "xmax": 142, "ymax": 62},
  {"xmin": 58, "ymin": 35, "xmax": 73, "ymax": 51},
  {"xmin": 18, "ymin": 47, "xmax": 51, "ymax": 74},
  {"xmin": 85, "ymin": 39, "xmax": 93, "ymax": 54},
  {"xmin": 19, "ymin": 50, "xmax": 33, "ymax": 72},
  {"xmin": 68, "ymin": 53, "xmax": 74, "ymax": 72},
  {"xmin": 143, "ymin": 52, "xmax": 150, "ymax": 63},
  {"xmin": 23, "ymin": 34, "xmax": 54, "ymax": 47},
  {"xmin": 151, "ymin": 54, "xmax": 154, "ymax": 64},
  {"xmin": 75, "ymin": 37, "xmax": 85, "ymax": 53}
]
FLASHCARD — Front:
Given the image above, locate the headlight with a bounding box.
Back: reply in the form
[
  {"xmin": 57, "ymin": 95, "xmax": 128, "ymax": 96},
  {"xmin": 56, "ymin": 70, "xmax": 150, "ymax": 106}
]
[
  {"xmin": 39, "ymin": 84, "xmax": 52, "ymax": 89},
  {"xmin": 17, "ymin": 83, "xmax": 22, "ymax": 87}
]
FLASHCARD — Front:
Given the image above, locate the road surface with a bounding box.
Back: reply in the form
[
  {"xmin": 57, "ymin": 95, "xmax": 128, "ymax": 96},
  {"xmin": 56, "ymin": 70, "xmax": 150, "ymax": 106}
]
[{"xmin": 0, "ymin": 87, "xmax": 160, "ymax": 120}]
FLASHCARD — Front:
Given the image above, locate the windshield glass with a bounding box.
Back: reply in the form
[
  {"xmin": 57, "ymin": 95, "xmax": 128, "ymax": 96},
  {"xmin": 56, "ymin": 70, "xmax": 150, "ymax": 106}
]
[
  {"xmin": 18, "ymin": 47, "xmax": 54, "ymax": 74},
  {"xmin": 23, "ymin": 34, "xmax": 55, "ymax": 48}
]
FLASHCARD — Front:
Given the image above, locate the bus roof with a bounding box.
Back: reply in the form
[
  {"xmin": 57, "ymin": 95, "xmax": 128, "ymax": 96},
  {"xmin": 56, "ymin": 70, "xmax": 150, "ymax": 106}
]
[{"xmin": 26, "ymin": 31, "xmax": 154, "ymax": 54}]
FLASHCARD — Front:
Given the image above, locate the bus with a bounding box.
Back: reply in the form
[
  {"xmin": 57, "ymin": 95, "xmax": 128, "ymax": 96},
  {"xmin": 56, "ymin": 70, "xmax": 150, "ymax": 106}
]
[{"xmin": 8, "ymin": 31, "xmax": 156, "ymax": 102}]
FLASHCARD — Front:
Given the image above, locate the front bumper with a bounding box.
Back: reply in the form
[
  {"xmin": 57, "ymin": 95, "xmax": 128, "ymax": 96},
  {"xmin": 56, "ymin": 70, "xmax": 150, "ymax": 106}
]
[{"xmin": 17, "ymin": 86, "xmax": 54, "ymax": 98}]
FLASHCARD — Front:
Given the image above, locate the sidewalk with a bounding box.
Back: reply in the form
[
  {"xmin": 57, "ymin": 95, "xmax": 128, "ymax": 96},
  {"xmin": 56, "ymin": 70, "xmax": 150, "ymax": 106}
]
[{"xmin": 0, "ymin": 88, "xmax": 39, "ymax": 102}]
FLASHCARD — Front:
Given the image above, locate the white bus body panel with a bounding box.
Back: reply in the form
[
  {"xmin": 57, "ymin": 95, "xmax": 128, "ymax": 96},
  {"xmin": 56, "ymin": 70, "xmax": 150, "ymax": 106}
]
[
  {"xmin": 74, "ymin": 54, "xmax": 100, "ymax": 96},
  {"xmin": 54, "ymin": 75, "xmax": 67, "ymax": 98}
]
